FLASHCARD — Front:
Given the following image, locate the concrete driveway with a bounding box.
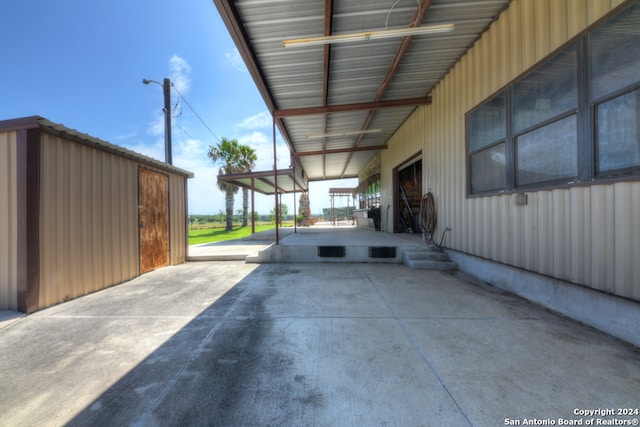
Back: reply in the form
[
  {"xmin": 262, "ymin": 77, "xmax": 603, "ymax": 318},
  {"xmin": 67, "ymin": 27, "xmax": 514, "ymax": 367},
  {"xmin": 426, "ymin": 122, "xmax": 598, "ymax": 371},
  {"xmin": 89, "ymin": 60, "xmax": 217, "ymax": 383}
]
[{"xmin": 1, "ymin": 261, "xmax": 638, "ymax": 426}]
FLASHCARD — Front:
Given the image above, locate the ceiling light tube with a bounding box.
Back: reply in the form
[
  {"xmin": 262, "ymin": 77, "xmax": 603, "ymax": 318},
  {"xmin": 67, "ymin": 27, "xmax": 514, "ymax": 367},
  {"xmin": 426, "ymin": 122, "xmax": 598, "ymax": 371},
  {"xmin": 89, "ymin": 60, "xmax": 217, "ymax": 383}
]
[
  {"xmin": 283, "ymin": 24, "xmax": 454, "ymax": 48},
  {"xmin": 306, "ymin": 128, "xmax": 383, "ymax": 139}
]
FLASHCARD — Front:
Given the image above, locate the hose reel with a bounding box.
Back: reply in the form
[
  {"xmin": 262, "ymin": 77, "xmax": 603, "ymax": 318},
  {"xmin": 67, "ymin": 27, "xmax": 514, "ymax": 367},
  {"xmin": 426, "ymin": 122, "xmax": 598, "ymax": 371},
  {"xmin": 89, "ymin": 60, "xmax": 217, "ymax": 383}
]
[{"xmin": 419, "ymin": 192, "xmax": 437, "ymax": 243}]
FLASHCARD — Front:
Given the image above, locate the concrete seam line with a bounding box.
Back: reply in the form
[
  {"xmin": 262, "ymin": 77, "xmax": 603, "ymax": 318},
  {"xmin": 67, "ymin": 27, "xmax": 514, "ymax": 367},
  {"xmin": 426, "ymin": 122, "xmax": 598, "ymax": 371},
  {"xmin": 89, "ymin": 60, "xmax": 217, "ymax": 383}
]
[
  {"xmin": 133, "ymin": 279, "xmax": 255, "ymax": 427},
  {"xmin": 361, "ymin": 268, "xmax": 475, "ymax": 427}
]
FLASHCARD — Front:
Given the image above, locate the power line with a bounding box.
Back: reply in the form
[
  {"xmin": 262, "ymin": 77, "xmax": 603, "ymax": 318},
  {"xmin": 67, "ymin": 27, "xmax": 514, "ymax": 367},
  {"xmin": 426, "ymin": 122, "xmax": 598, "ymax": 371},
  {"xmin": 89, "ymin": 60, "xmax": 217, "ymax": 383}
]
[
  {"xmin": 174, "ymin": 120, "xmax": 195, "ymax": 141},
  {"xmin": 172, "ymin": 94, "xmax": 182, "ymax": 118},
  {"xmin": 172, "ymin": 84, "xmax": 221, "ymax": 143}
]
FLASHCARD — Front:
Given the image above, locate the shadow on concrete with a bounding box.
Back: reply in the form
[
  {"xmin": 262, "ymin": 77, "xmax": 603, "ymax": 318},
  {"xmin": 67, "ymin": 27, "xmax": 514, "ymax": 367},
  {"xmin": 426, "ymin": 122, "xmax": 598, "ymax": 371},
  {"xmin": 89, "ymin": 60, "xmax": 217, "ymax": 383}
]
[
  {"xmin": 65, "ymin": 263, "xmax": 286, "ymax": 427},
  {"xmin": 2, "ymin": 260, "xmax": 639, "ymax": 426}
]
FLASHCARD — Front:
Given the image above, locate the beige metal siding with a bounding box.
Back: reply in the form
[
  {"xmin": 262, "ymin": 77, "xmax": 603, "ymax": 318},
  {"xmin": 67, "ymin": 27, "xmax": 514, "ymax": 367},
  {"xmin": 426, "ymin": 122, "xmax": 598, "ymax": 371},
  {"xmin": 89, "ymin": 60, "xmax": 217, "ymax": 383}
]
[
  {"xmin": 382, "ymin": 0, "xmax": 639, "ymax": 301},
  {"xmin": 0, "ymin": 132, "xmax": 18, "ymax": 310},
  {"xmin": 169, "ymin": 174, "xmax": 188, "ymax": 265},
  {"xmin": 36, "ymin": 131, "xmax": 189, "ymax": 309},
  {"xmin": 38, "ymin": 133, "xmax": 139, "ymax": 308}
]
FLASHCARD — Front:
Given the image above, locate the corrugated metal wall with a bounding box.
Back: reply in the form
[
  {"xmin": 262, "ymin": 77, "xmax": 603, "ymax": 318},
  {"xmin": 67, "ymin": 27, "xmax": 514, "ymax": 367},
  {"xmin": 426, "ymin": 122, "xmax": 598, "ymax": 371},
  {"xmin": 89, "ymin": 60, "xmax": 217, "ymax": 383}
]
[
  {"xmin": 169, "ymin": 174, "xmax": 188, "ymax": 265},
  {"xmin": 0, "ymin": 132, "xmax": 18, "ymax": 310},
  {"xmin": 38, "ymin": 133, "xmax": 139, "ymax": 307},
  {"xmin": 37, "ymin": 132, "xmax": 189, "ymax": 309},
  {"xmin": 382, "ymin": 0, "xmax": 640, "ymax": 301}
]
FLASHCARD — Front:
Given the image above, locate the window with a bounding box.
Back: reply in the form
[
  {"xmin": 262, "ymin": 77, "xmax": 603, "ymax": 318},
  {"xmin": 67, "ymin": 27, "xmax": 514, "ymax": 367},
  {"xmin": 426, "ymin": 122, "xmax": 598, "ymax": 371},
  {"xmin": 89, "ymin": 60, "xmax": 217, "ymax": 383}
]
[
  {"xmin": 590, "ymin": 4, "xmax": 640, "ymax": 100},
  {"xmin": 470, "ymin": 143, "xmax": 506, "ymax": 192},
  {"xmin": 513, "ymin": 45, "xmax": 578, "ymax": 186},
  {"xmin": 591, "ymin": 3, "xmax": 640, "ymax": 176},
  {"xmin": 468, "ymin": 92, "xmax": 506, "ymax": 151},
  {"xmin": 467, "ymin": 93, "xmax": 507, "ymax": 193},
  {"xmin": 513, "ymin": 46, "xmax": 577, "ymax": 134},
  {"xmin": 466, "ymin": 1, "xmax": 640, "ymax": 196},
  {"xmin": 596, "ymin": 89, "xmax": 640, "ymax": 174},
  {"xmin": 516, "ymin": 115, "xmax": 577, "ymax": 186}
]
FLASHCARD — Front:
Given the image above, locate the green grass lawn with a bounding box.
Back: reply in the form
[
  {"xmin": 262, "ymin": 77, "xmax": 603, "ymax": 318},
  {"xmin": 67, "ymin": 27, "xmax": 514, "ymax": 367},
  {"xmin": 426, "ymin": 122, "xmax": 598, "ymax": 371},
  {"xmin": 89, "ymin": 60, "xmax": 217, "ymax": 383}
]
[{"xmin": 188, "ymin": 224, "xmax": 280, "ymax": 245}]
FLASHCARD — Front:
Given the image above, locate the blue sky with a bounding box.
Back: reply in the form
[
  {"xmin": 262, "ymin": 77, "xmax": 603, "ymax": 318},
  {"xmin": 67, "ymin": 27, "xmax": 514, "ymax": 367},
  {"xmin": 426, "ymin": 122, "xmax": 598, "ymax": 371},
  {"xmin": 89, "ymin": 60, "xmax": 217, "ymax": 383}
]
[{"xmin": 0, "ymin": 0, "xmax": 356, "ymax": 215}]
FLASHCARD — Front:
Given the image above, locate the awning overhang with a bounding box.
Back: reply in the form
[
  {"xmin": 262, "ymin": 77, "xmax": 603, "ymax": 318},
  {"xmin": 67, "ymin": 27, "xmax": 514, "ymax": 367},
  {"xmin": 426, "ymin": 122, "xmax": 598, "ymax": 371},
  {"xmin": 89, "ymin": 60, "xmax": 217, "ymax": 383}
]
[
  {"xmin": 217, "ymin": 168, "xmax": 308, "ymax": 195},
  {"xmin": 212, "ymin": 0, "xmax": 512, "ymax": 182}
]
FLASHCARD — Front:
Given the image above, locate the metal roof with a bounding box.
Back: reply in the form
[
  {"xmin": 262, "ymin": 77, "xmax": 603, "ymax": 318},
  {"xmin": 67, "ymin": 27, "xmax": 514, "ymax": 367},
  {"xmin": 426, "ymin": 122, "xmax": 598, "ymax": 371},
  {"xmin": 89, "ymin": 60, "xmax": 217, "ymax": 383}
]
[
  {"xmin": 0, "ymin": 116, "xmax": 194, "ymax": 178},
  {"xmin": 216, "ymin": 166, "xmax": 309, "ymax": 195},
  {"xmin": 215, "ymin": 149, "xmax": 308, "ymax": 194},
  {"xmin": 213, "ymin": 0, "xmax": 511, "ymax": 183}
]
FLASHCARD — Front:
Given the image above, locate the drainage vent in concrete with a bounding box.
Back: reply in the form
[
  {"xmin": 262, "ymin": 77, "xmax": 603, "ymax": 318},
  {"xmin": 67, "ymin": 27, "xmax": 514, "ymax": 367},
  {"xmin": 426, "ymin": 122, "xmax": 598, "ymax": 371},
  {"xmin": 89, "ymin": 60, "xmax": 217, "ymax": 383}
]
[
  {"xmin": 369, "ymin": 246, "xmax": 397, "ymax": 258},
  {"xmin": 317, "ymin": 246, "xmax": 346, "ymax": 257}
]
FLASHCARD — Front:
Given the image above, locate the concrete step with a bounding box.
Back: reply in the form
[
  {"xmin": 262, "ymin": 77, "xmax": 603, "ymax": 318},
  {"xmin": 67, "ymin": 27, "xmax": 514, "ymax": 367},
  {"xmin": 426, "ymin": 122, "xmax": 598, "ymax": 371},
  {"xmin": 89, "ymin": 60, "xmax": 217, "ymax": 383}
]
[
  {"xmin": 188, "ymin": 254, "xmax": 248, "ymax": 262},
  {"xmin": 245, "ymin": 246, "xmax": 274, "ymax": 263},
  {"xmin": 404, "ymin": 259, "xmax": 458, "ymax": 271},
  {"xmin": 246, "ymin": 244, "xmax": 454, "ymax": 266},
  {"xmin": 402, "ymin": 250, "xmax": 451, "ymax": 262},
  {"xmin": 402, "ymin": 248, "xmax": 458, "ymax": 271}
]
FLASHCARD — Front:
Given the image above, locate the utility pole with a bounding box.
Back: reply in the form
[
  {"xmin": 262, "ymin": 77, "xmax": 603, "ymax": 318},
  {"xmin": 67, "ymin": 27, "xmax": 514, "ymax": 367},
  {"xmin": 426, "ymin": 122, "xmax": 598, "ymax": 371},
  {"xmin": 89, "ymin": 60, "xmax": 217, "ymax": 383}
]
[
  {"xmin": 142, "ymin": 78, "xmax": 172, "ymax": 165},
  {"xmin": 162, "ymin": 78, "xmax": 172, "ymax": 165}
]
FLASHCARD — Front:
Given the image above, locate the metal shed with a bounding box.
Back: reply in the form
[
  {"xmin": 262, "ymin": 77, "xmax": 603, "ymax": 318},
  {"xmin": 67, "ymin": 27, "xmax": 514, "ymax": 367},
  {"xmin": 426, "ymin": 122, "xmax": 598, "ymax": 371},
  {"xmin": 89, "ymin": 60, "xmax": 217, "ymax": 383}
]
[{"xmin": 0, "ymin": 116, "xmax": 193, "ymax": 313}]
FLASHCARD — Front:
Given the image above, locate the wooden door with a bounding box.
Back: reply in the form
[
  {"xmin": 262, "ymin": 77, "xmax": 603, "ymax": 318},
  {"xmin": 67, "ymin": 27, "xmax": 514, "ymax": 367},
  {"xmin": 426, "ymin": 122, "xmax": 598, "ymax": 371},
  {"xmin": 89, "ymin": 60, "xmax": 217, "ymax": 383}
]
[{"xmin": 139, "ymin": 168, "xmax": 169, "ymax": 274}]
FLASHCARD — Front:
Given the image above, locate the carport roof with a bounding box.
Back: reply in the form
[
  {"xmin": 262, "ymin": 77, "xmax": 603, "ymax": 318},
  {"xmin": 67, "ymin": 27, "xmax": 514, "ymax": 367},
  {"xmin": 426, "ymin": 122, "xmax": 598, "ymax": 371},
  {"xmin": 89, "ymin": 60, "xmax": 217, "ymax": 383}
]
[
  {"xmin": 217, "ymin": 167, "xmax": 309, "ymax": 195},
  {"xmin": 213, "ymin": 0, "xmax": 511, "ymax": 183}
]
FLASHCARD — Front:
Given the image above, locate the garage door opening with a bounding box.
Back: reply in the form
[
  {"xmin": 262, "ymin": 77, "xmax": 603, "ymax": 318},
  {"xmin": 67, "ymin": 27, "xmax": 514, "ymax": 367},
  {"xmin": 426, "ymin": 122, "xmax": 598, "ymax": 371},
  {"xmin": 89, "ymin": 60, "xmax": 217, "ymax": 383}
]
[{"xmin": 393, "ymin": 155, "xmax": 422, "ymax": 233}]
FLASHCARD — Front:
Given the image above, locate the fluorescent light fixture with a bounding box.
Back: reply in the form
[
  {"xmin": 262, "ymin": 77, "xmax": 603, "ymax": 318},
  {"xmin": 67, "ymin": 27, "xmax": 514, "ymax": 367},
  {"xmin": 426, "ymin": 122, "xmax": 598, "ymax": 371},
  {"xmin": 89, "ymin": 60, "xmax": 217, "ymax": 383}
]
[
  {"xmin": 283, "ymin": 24, "xmax": 454, "ymax": 48},
  {"xmin": 306, "ymin": 128, "xmax": 383, "ymax": 139}
]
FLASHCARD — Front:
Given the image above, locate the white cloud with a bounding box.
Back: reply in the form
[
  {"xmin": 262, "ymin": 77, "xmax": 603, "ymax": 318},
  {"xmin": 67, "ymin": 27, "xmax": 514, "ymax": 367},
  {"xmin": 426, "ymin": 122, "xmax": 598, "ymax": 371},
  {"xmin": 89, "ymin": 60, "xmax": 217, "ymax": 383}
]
[
  {"xmin": 234, "ymin": 112, "xmax": 290, "ymax": 169},
  {"xmin": 237, "ymin": 131, "xmax": 291, "ymax": 171},
  {"xmin": 177, "ymin": 137, "xmax": 205, "ymax": 158},
  {"xmin": 238, "ymin": 130, "xmax": 270, "ymax": 145},
  {"xmin": 225, "ymin": 48, "xmax": 247, "ymax": 73},
  {"xmin": 239, "ymin": 132, "xmax": 273, "ymax": 170},
  {"xmin": 148, "ymin": 114, "xmax": 165, "ymax": 137},
  {"xmin": 173, "ymin": 142, "xmax": 221, "ymax": 214},
  {"xmin": 146, "ymin": 56, "xmax": 191, "ymax": 142},
  {"xmin": 122, "ymin": 138, "xmax": 165, "ymax": 163},
  {"xmin": 169, "ymin": 54, "xmax": 191, "ymax": 94},
  {"xmin": 236, "ymin": 111, "xmax": 271, "ymax": 129}
]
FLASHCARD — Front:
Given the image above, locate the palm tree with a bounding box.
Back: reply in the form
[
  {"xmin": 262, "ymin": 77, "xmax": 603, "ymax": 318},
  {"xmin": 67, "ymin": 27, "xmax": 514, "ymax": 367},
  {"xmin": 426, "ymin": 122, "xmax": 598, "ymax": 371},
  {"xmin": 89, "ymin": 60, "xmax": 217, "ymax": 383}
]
[
  {"xmin": 208, "ymin": 138, "xmax": 241, "ymax": 231},
  {"xmin": 237, "ymin": 144, "xmax": 257, "ymax": 226}
]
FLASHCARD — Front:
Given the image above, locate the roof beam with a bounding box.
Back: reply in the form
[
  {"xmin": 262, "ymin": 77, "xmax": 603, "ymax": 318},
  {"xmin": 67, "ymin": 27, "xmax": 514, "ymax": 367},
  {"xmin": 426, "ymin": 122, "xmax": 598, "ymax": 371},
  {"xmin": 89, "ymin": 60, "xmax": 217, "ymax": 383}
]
[
  {"xmin": 217, "ymin": 168, "xmax": 299, "ymax": 181},
  {"xmin": 274, "ymin": 96, "xmax": 431, "ymax": 118},
  {"xmin": 377, "ymin": 0, "xmax": 433, "ymax": 98},
  {"xmin": 321, "ymin": 0, "xmax": 334, "ymax": 180},
  {"xmin": 322, "ymin": 0, "xmax": 333, "ymax": 106},
  {"xmin": 293, "ymin": 145, "xmax": 387, "ymax": 157},
  {"xmin": 340, "ymin": 0, "xmax": 433, "ymax": 177}
]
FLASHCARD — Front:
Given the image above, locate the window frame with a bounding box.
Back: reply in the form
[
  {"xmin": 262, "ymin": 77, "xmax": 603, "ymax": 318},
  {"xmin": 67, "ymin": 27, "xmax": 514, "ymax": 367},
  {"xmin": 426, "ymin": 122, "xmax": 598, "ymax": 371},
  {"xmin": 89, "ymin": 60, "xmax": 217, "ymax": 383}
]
[
  {"xmin": 593, "ymin": 84, "xmax": 640, "ymax": 179},
  {"xmin": 514, "ymin": 112, "xmax": 579, "ymax": 188},
  {"xmin": 466, "ymin": 2, "xmax": 640, "ymax": 197},
  {"xmin": 466, "ymin": 91, "xmax": 510, "ymax": 195}
]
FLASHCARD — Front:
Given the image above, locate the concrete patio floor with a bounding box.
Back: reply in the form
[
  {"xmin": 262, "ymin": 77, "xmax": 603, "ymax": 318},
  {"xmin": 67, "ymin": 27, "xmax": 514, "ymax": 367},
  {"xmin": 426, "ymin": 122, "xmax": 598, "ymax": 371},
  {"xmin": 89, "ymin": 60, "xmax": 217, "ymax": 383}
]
[{"xmin": 1, "ymin": 259, "xmax": 638, "ymax": 426}]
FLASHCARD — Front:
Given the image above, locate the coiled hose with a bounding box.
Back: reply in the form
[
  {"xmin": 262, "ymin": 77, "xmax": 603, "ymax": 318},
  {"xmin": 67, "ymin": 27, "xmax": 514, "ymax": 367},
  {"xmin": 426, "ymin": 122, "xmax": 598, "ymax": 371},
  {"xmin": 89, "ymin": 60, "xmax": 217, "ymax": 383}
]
[{"xmin": 419, "ymin": 192, "xmax": 437, "ymax": 243}]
